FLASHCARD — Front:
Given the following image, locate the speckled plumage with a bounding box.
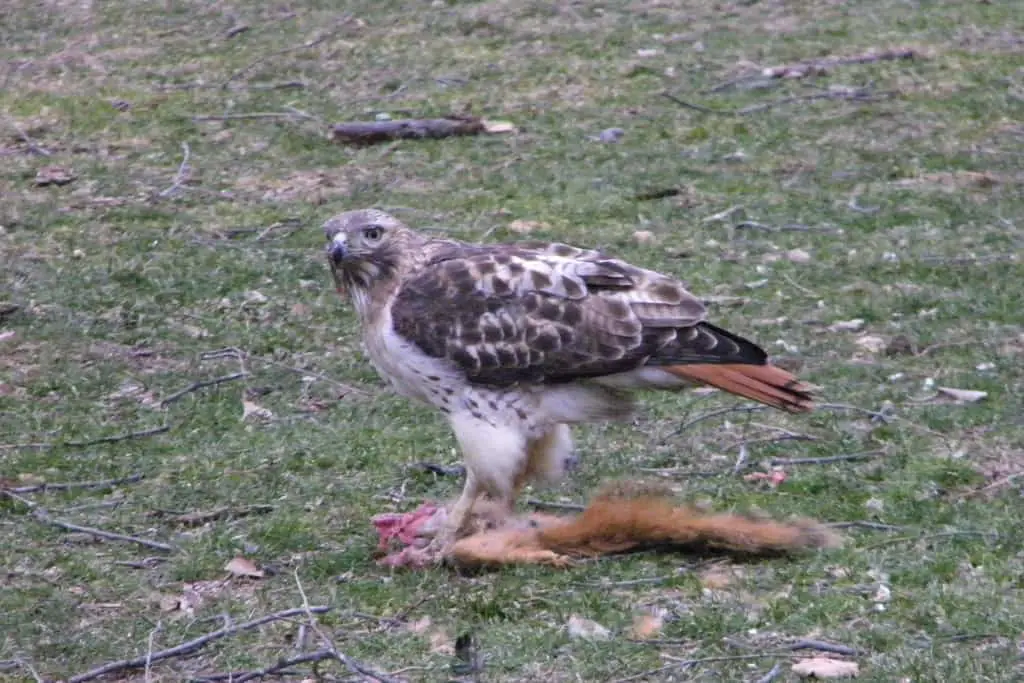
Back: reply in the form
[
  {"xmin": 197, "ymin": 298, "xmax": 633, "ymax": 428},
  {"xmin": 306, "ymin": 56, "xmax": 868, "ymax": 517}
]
[{"xmin": 323, "ymin": 209, "xmax": 814, "ymax": 561}]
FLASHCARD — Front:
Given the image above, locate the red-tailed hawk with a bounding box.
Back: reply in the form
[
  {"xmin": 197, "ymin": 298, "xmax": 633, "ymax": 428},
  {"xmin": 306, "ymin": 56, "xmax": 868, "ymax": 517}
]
[{"xmin": 324, "ymin": 209, "xmax": 813, "ymax": 562}]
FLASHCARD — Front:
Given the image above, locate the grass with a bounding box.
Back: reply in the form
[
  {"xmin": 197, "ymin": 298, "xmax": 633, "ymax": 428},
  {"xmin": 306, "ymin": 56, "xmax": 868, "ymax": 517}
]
[{"xmin": 1, "ymin": 0, "xmax": 1022, "ymax": 681}]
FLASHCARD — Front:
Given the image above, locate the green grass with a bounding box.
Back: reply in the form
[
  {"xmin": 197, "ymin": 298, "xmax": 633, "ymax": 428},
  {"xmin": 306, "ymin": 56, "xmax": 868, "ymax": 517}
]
[{"xmin": 1, "ymin": 0, "xmax": 1022, "ymax": 681}]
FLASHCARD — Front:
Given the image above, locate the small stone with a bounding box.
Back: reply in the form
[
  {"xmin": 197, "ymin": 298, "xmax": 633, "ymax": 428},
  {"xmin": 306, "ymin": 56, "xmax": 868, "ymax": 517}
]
[
  {"xmin": 597, "ymin": 127, "xmax": 625, "ymax": 143},
  {"xmin": 786, "ymin": 248, "xmax": 812, "ymax": 264}
]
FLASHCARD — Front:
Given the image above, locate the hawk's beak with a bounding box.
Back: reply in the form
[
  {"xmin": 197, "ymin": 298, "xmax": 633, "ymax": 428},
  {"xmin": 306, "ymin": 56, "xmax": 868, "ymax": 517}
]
[{"xmin": 327, "ymin": 235, "xmax": 348, "ymax": 264}]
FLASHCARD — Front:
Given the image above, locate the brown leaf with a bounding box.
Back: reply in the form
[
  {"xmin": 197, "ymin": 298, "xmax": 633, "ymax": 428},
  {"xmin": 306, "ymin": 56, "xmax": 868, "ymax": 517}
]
[
  {"xmin": 34, "ymin": 165, "xmax": 75, "ymax": 186},
  {"xmin": 224, "ymin": 556, "xmax": 264, "ymax": 578},
  {"xmin": 481, "ymin": 119, "xmax": 518, "ymax": 134},
  {"xmin": 633, "ymin": 230, "xmax": 656, "ymax": 245},
  {"xmin": 566, "ymin": 614, "xmax": 611, "ymax": 641},
  {"xmin": 699, "ymin": 566, "xmax": 734, "ymax": 590},
  {"xmin": 630, "ymin": 611, "xmax": 664, "ymax": 640},
  {"xmin": 935, "ymin": 386, "xmax": 988, "ymax": 403},
  {"xmin": 429, "ymin": 628, "xmax": 455, "ymax": 655},
  {"xmin": 507, "ymin": 219, "xmax": 545, "ymax": 235},
  {"xmin": 853, "ymin": 335, "xmax": 886, "ymax": 353},
  {"xmin": 242, "ymin": 399, "xmax": 273, "ymax": 421},
  {"xmin": 792, "ymin": 657, "xmax": 860, "ymax": 678}
]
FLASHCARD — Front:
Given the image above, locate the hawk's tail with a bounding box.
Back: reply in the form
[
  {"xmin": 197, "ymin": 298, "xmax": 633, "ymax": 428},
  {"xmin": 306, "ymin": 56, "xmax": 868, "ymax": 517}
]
[{"xmin": 663, "ymin": 363, "xmax": 814, "ymax": 413}]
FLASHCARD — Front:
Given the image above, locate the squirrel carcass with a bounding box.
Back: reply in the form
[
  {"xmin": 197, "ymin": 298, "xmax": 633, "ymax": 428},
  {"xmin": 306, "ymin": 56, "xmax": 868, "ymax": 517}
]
[{"xmin": 372, "ymin": 482, "xmax": 841, "ymax": 569}]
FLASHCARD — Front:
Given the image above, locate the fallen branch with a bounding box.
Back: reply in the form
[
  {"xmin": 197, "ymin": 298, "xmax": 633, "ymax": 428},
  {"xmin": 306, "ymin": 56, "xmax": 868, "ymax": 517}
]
[
  {"xmin": 294, "ymin": 571, "xmax": 398, "ymax": 683},
  {"xmin": 3, "ymin": 491, "xmax": 176, "ymax": 553},
  {"xmin": 194, "ymin": 649, "xmax": 335, "ymax": 682},
  {"xmin": 525, "ymin": 498, "xmax": 585, "ymax": 512},
  {"xmin": 157, "ymin": 141, "xmax": 191, "ymax": 198},
  {"xmin": 673, "ymin": 405, "xmax": 769, "ymax": 435},
  {"xmin": 768, "ymin": 451, "xmax": 884, "ymax": 466},
  {"xmin": 0, "ymin": 425, "xmax": 170, "ymax": 451},
  {"xmin": 662, "ymin": 87, "xmax": 890, "ymax": 117},
  {"xmin": 707, "ymin": 48, "xmax": 917, "ymax": 92},
  {"xmin": 160, "ymin": 372, "xmax": 248, "ymax": 407},
  {"xmin": 754, "ymin": 662, "xmax": 783, "ymax": 683},
  {"xmin": 222, "ymin": 17, "xmax": 354, "ymax": 88},
  {"xmin": 825, "ymin": 521, "xmax": 904, "ymax": 531},
  {"xmin": 191, "ymin": 111, "xmax": 318, "ymax": 122},
  {"xmin": 3, "ymin": 473, "xmax": 145, "ymax": 494},
  {"xmin": 331, "ymin": 116, "xmax": 490, "ymax": 145},
  {"xmin": 67, "ymin": 606, "xmax": 331, "ymax": 683},
  {"xmin": 762, "ymin": 48, "xmax": 917, "ymax": 79},
  {"xmin": 863, "ymin": 530, "xmax": 999, "ymax": 551},
  {"xmin": 789, "ymin": 639, "xmax": 861, "ymax": 656}
]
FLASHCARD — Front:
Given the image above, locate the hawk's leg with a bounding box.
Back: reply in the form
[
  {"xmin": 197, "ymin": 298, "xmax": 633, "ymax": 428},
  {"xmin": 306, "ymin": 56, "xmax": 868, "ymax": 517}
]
[{"xmin": 421, "ymin": 412, "xmax": 530, "ymax": 563}]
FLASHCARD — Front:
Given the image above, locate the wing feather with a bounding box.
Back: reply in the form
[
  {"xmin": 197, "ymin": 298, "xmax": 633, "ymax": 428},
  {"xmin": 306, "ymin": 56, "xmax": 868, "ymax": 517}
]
[{"xmin": 390, "ymin": 241, "xmax": 762, "ymax": 387}]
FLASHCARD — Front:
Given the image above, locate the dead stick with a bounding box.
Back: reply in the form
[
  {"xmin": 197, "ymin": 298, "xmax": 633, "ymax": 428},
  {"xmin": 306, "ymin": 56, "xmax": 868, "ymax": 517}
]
[
  {"xmin": 789, "ymin": 639, "xmax": 861, "ymax": 656},
  {"xmin": 331, "ymin": 117, "xmax": 487, "ymax": 145},
  {"xmin": 64, "ymin": 424, "xmax": 171, "ymax": 448},
  {"xmin": 222, "ymin": 17, "xmax": 353, "ymax": 88},
  {"xmin": 191, "ymin": 111, "xmax": 317, "ymax": 122},
  {"xmin": 7, "ymin": 473, "xmax": 145, "ymax": 494},
  {"xmin": 825, "ymin": 521, "xmax": 904, "ymax": 531},
  {"xmin": 753, "ymin": 662, "xmax": 783, "ymax": 683},
  {"xmin": 768, "ymin": 451, "xmax": 884, "ymax": 466},
  {"xmin": 526, "ymin": 498, "xmax": 585, "ymax": 512},
  {"xmin": 294, "ymin": 571, "xmax": 398, "ymax": 683},
  {"xmin": 197, "ymin": 649, "xmax": 335, "ymax": 682},
  {"xmin": 67, "ymin": 606, "xmax": 331, "ymax": 683},
  {"xmin": 157, "ymin": 141, "xmax": 191, "ymax": 198},
  {"xmin": 36, "ymin": 509, "xmax": 174, "ymax": 552},
  {"xmin": 673, "ymin": 405, "xmax": 769, "ymax": 435},
  {"xmin": 160, "ymin": 372, "xmax": 248, "ymax": 406}
]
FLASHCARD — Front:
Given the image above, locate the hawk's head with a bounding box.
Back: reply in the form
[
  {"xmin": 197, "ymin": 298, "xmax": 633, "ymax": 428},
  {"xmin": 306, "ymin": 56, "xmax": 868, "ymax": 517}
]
[{"xmin": 323, "ymin": 209, "xmax": 420, "ymax": 297}]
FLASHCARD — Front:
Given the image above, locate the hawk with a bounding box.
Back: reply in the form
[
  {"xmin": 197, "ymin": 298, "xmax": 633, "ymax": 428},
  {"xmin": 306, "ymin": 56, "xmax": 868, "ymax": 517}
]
[{"xmin": 324, "ymin": 209, "xmax": 813, "ymax": 562}]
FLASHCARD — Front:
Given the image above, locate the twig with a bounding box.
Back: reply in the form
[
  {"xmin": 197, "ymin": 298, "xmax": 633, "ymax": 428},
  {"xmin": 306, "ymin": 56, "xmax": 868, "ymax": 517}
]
[
  {"xmin": 768, "ymin": 451, "xmax": 885, "ymax": 466},
  {"xmin": 222, "ymin": 17, "xmax": 353, "ymax": 88},
  {"xmin": 194, "ymin": 649, "xmax": 335, "ymax": 682},
  {"xmin": 330, "ymin": 116, "xmax": 491, "ymax": 145},
  {"xmin": 5, "ymin": 116, "xmax": 51, "ymax": 156},
  {"xmin": 762, "ymin": 48, "xmax": 917, "ymax": 79},
  {"xmin": 824, "ymin": 521, "xmax": 904, "ymax": 531},
  {"xmin": 525, "ymin": 498, "xmax": 585, "ymax": 512},
  {"xmin": 191, "ymin": 111, "xmax": 317, "ymax": 122},
  {"xmin": 753, "ymin": 662, "xmax": 782, "ymax": 683},
  {"xmin": 863, "ymin": 530, "xmax": 999, "ymax": 551},
  {"xmin": 664, "ymin": 88, "xmax": 889, "ymax": 117},
  {"xmin": 1, "ymin": 425, "xmax": 171, "ymax": 451},
  {"xmin": 959, "ymin": 470, "xmax": 1024, "ymax": 498},
  {"xmin": 673, "ymin": 405, "xmax": 769, "ymax": 435},
  {"xmin": 160, "ymin": 372, "xmax": 249, "ymax": 406},
  {"xmin": 145, "ymin": 621, "xmax": 163, "ymax": 682},
  {"xmin": 294, "ymin": 571, "xmax": 398, "ymax": 683},
  {"xmin": 733, "ymin": 444, "xmax": 749, "ymax": 474},
  {"xmin": 12, "ymin": 658, "xmax": 45, "ymax": 683},
  {"xmin": 4, "ymin": 472, "xmax": 144, "ymax": 494},
  {"xmin": 3, "ymin": 491, "xmax": 176, "ymax": 553},
  {"xmin": 157, "ymin": 142, "xmax": 191, "ymax": 198},
  {"xmin": 65, "ymin": 424, "xmax": 172, "ymax": 448},
  {"xmin": 613, "ymin": 653, "xmax": 784, "ymax": 683},
  {"xmin": 67, "ymin": 606, "xmax": 330, "ymax": 683},
  {"xmin": 789, "ymin": 639, "xmax": 861, "ymax": 656}
]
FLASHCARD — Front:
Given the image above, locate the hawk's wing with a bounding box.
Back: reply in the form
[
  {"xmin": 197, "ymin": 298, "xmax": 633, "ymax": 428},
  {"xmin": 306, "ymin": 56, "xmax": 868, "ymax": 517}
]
[{"xmin": 389, "ymin": 240, "xmax": 813, "ymax": 413}]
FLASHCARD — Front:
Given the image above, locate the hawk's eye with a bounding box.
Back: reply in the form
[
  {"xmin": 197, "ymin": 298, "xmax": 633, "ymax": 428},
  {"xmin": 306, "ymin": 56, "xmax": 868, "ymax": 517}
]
[{"xmin": 362, "ymin": 226, "xmax": 383, "ymax": 242}]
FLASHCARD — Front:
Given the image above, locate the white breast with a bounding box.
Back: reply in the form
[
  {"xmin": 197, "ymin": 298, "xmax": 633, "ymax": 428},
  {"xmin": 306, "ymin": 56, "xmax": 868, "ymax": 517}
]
[{"xmin": 361, "ymin": 305, "xmax": 458, "ymax": 408}]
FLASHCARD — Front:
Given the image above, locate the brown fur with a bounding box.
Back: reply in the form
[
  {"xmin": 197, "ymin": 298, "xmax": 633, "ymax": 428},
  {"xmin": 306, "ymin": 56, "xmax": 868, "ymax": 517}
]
[{"xmin": 449, "ymin": 483, "xmax": 840, "ymax": 568}]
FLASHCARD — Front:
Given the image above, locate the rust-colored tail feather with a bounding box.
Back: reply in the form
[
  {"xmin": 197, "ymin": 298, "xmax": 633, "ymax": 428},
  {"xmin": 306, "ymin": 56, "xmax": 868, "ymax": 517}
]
[{"xmin": 664, "ymin": 363, "xmax": 814, "ymax": 413}]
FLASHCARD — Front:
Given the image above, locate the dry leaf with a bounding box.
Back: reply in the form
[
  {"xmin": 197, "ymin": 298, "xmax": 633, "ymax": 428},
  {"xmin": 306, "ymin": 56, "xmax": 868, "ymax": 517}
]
[
  {"xmin": 630, "ymin": 610, "xmax": 664, "ymax": 640},
  {"xmin": 429, "ymin": 628, "xmax": 454, "ymax": 655},
  {"xmin": 243, "ymin": 290, "xmax": 269, "ymax": 305},
  {"xmin": 507, "ymin": 219, "xmax": 545, "ymax": 234},
  {"xmin": 828, "ymin": 319, "xmax": 865, "ymax": 332},
  {"xmin": 935, "ymin": 386, "xmax": 988, "ymax": 403},
  {"xmin": 854, "ymin": 335, "xmax": 886, "ymax": 353},
  {"xmin": 0, "ymin": 330, "xmax": 16, "ymax": 343},
  {"xmin": 744, "ymin": 468, "xmax": 788, "ymax": 488},
  {"xmin": 792, "ymin": 657, "xmax": 860, "ymax": 678},
  {"xmin": 633, "ymin": 230, "xmax": 656, "ymax": 244},
  {"xmin": 699, "ymin": 566, "xmax": 734, "ymax": 590},
  {"xmin": 482, "ymin": 119, "xmax": 518, "ymax": 134},
  {"xmin": 242, "ymin": 399, "xmax": 273, "ymax": 421},
  {"xmin": 566, "ymin": 614, "xmax": 611, "ymax": 641},
  {"xmin": 35, "ymin": 165, "xmax": 75, "ymax": 186},
  {"xmin": 224, "ymin": 556, "xmax": 264, "ymax": 578},
  {"xmin": 406, "ymin": 616, "xmax": 433, "ymax": 634}
]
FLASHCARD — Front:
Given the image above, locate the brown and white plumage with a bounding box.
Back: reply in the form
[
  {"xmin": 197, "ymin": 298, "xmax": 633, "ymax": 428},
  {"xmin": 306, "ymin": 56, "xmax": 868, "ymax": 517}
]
[{"xmin": 323, "ymin": 209, "xmax": 813, "ymax": 562}]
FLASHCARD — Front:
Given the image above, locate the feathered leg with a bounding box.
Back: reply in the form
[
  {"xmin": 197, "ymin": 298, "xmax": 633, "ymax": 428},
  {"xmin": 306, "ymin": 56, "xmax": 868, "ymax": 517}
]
[{"xmin": 420, "ymin": 412, "xmax": 529, "ymax": 563}]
